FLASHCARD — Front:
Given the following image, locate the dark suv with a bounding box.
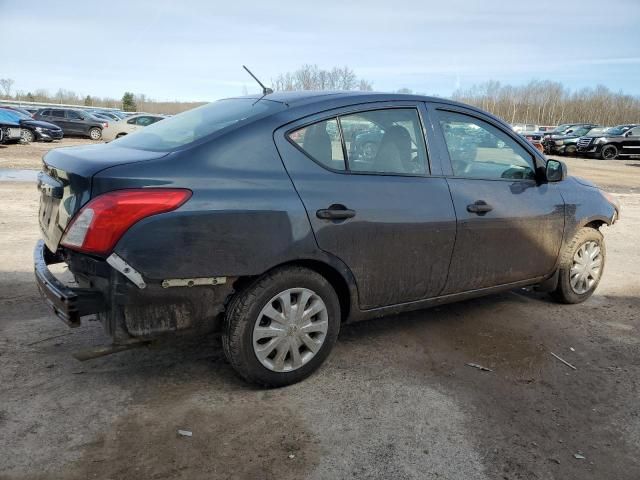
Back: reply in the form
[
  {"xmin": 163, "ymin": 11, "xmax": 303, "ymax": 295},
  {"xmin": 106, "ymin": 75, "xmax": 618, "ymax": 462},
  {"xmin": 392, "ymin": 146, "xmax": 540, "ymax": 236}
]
[
  {"xmin": 576, "ymin": 124, "xmax": 640, "ymax": 159},
  {"xmin": 34, "ymin": 92, "xmax": 619, "ymax": 386},
  {"xmin": 34, "ymin": 108, "xmax": 107, "ymax": 140}
]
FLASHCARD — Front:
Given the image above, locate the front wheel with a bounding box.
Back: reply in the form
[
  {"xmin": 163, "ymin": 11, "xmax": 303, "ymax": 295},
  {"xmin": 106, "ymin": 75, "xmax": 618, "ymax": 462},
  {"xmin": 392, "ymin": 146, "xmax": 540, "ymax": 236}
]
[
  {"xmin": 222, "ymin": 266, "xmax": 341, "ymax": 387},
  {"xmin": 601, "ymin": 145, "xmax": 618, "ymax": 160},
  {"xmin": 552, "ymin": 227, "xmax": 605, "ymax": 304},
  {"xmin": 564, "ymin": 145, "xmax": 577, "ymax": 156},
  {"xmin": 22, "ymin": 129, "xmax": 35, "ymax": 143},
  {"xmin": 89, "ymin": 127, "xmax": 102, "ymax": 140}
]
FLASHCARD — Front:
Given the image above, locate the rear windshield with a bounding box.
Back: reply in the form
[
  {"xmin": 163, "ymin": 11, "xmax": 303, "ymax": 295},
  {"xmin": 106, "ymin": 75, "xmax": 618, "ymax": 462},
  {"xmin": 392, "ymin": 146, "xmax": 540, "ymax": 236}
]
[{"xmin": 113, "ymin": 98, "xmax": 285, "ymax": 151}]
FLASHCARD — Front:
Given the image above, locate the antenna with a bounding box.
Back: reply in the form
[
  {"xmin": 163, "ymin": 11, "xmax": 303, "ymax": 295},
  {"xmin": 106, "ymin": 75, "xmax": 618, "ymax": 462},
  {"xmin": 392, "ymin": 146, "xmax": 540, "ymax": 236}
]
[{"xmin": 243, "ymin": 65, "xmax": 273, "ymax": 95}]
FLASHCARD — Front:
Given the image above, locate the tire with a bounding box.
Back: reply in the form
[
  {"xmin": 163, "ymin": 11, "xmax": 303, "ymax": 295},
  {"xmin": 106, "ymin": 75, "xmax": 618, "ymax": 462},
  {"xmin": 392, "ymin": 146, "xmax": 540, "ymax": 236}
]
[
  {"xmin": 223, "ymin": 266, "xmax": 341, "ymax": 387},
  {"xmin": 601, "ymin": 145, "xmax": 617, "ymax": 160},
  {"xmin": 551, "ymin": 227, "xmax": 605, "ymax": 304},
  {"xmin": 89, "ymin": 127, "xmax": 102, "ymax": 140},
  {"xmin": 22, "ymin": 129, "xmax": 35, "ymax": 143},
  {"xmin": 564, "ymin": 145, "xmax": 577, "ymax": 156}
]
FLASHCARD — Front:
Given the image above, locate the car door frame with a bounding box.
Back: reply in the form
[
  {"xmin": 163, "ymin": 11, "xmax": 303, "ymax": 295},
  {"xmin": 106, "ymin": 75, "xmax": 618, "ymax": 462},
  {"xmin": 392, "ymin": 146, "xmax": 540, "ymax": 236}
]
[
  {"xmin": 424, "ymin": 101, "xmax": 565, "ymax": 292},
  {"xmin": 273, "ymin": 99, "xmax": 459, "ymax": 310}
]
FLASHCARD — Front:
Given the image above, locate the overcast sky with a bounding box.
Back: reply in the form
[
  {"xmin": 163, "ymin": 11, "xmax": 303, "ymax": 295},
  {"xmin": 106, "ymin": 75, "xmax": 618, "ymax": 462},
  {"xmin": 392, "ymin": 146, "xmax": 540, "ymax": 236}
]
[{"xmin": 1, "ymin": 0, "xmax": 639, "ymax": 102}]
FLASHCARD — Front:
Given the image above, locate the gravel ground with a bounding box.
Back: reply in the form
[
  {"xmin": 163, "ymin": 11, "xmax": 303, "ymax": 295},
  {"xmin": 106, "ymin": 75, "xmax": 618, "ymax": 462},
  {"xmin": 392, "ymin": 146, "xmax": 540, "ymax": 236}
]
[{"xmin": 0, "ymin": 144, "xmax": 639, "ymax": 479}]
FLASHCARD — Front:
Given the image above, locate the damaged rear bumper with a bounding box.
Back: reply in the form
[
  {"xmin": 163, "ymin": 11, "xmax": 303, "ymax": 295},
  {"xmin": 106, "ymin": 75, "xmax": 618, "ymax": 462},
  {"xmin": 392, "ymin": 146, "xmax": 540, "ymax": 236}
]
[{"xmin": 33, "ymin": 240, "xmax": 107, "ymax": 327}]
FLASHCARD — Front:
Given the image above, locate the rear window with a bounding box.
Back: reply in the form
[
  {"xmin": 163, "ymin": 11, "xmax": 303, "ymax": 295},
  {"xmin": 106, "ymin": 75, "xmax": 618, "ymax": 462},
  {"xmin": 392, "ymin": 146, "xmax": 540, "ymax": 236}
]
[{"xmin": 113, "ymin": 99, "xmax": 285, "ymax": 151}]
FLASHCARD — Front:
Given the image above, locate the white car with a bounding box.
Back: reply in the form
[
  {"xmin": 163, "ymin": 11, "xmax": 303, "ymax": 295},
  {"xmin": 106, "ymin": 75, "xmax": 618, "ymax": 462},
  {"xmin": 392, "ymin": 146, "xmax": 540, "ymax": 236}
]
[{"xmin": 102, "ymin": 114, "xmax": 165, "ymax": 142}]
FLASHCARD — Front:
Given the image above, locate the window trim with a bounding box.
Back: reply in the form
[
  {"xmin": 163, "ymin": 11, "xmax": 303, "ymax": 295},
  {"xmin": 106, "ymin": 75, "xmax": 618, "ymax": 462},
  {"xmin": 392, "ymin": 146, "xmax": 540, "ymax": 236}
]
[
  {"xmin": 285, "ymin": 105, "xmax": 432, "ymax": 178},
  {"xmin": 433, "ymin": 106, "xmax": 540, "ymax": 183}
]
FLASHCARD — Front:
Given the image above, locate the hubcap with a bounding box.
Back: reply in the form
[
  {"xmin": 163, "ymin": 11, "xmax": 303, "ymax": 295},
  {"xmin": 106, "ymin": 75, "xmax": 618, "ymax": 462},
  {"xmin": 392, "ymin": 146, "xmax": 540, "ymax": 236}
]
[
  {"xmin": 91, "ymin": 130, "xmax": 100, "ymax": 139},
  {"xmin": 252, "ymin": 288, "xmax": 328, "ymax": 372},
  {"xmin": 570, "ymin": 241, "xmax": 602, "ymax": 294}
]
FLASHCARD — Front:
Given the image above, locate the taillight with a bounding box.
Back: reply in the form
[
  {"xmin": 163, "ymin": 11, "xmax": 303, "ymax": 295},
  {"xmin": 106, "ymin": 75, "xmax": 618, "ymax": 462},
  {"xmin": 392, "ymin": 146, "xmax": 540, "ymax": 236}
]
[
  {"xmin": 103, "ymin": 122, "xmax": 108, "ymax": 128},
  {"xmin": 61, "ymin": 188, "xmax": 192, "ymax": 255}
]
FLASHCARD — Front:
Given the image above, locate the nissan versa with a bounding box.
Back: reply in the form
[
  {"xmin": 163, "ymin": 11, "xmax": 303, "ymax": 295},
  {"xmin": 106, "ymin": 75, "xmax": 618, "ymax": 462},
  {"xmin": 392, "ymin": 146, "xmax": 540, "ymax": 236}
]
[{"xmin": 35, "ymin": 91, "xmax": 620, "ymax": 386}]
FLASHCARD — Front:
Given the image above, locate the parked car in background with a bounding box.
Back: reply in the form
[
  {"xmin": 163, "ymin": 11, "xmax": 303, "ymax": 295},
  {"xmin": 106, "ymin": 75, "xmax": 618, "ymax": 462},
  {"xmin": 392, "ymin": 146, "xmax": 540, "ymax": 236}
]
[
  {"xmin": 35, "ymin": 91, "xmax": 619, "ymax": 386},
  {"xmin": 520, "ymin": 132, "xmax": 544, "ymax": 153},
  {"xmin": 0, "ymin": 110, "xmax": 23, "ymax": 144},
  {"xmin": 542, "ymin": 123, "xmax": 597, "ymax": 140},
  {"xmin": 2, "ymin": 105, "xmax": 35, "ymax": 118},
  {"xmin": 87, "ymin": 109, "xmax": 123, "ymax": 121},
  {"xmin": 34, "ymin": 108, "xmax": 107, "ymax": 140},
  {"xmin": 512, "ymin": 123, "xmax": 540, "ymax": 134},
  {"xmin": 543, "ymin": 124, "xmax": 600, "ymax": 156},
  {"xmin": 0, "ymin": 107, "xmax": 63, "ymax": 143},
  {"xmin": 101, "ymin": 113, "xmax": 165, "ymax": 141},
  {"xmin": 577, "ymin": 124, "xmax": 640, "ymax": 159}
]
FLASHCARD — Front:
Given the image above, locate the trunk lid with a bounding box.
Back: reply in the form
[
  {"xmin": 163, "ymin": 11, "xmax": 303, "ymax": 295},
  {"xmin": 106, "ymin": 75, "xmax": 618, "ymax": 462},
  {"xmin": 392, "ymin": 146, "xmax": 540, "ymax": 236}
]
[{"xmin": 38, "ymin": 143, "xmax": 169, "ymax": 252}]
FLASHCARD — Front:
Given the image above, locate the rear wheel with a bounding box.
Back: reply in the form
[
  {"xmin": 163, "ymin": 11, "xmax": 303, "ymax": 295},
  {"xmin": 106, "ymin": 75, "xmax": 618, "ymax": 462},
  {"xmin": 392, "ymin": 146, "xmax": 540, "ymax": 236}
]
[
  {"xmin": 552, "ymin": 227, "xmax": 605, "ymax": 304},
  {"xmin": 222, "ymin": 266, "xmax": 341, "ymax": 387},
  {"xmin": 601, "ymin": 145, "xmax": 618, "ymax": 160},
  {"xmin": 89, "ymin": 127, "xmax": 102, "ymax": 140},
  {"xmin": 564, "ymin": 145, "xmax": 577, "ymax": 156}
]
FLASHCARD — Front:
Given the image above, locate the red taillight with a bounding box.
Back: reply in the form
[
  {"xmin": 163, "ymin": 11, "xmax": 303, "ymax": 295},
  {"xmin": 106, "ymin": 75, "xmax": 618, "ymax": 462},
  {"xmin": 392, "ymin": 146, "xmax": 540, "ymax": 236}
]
[
  {"xmin": 103, "ymin": 122, "xmax": 108, "ymax": 128},
  {"xmin": 61, "ymin": 188, "xmax": 192, "ymax": 255}
]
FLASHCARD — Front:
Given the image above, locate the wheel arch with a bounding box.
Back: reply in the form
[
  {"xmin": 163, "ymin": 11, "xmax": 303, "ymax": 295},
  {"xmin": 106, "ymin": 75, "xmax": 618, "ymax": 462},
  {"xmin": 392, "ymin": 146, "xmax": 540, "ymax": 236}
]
[{"xmin": 233, "ymin": 256, "xmax": 359, "ymax": 323}]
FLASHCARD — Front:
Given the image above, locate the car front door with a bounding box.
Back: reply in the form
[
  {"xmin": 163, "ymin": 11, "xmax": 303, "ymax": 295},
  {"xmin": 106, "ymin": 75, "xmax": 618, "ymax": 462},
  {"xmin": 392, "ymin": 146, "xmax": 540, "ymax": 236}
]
[
  {"xmin": 620, "ymin": 126, "xmax": 640, "ymax": 156},
  {"xmin": 275, "ymin": 103, "xmax": 457, "ymax": 309},
  {"xmin": 431, "ymin": 105, "xmax": 565, "ymax": 294}
]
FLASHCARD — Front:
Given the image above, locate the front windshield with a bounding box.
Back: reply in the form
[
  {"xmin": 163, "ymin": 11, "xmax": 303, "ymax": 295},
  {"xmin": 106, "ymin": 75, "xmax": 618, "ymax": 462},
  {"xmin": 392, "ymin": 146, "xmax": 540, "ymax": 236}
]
[
  {"xmin": 114, "ymin": 98, "xmax": 286, "ymax": 151},
  {"xmin": 605, "ymin": 126, "xmax": 628, "ymax": 135}
]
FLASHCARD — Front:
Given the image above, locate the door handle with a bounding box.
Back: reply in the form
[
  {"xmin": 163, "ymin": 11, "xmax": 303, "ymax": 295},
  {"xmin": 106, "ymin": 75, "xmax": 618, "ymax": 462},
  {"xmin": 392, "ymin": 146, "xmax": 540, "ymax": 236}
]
[
  {"xmin": 316, "ymin": 205, "xmax": 356, "ymax": 220},
  {"xmin": 467, "ymin": 200, "xmax": 493, "ymax": 214}
]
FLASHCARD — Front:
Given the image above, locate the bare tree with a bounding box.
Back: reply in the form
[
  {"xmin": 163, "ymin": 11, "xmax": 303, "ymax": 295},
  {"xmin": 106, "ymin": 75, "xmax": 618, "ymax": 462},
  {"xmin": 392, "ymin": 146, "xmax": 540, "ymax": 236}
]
[
  {"xmin": 0, "ymin": 78, "xmax": 15, "ymax": 98},
  {"xmin": 272, "ymin": 65, "xmax": 372, "ymax": 92}
]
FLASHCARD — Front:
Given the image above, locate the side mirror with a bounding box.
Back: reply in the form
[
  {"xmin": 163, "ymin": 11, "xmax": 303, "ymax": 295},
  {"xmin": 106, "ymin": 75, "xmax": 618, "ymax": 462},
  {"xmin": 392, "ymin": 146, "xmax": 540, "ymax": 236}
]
[{"xmin": 546, "ymin": 159, "xmax": 567, "ymax": 182}]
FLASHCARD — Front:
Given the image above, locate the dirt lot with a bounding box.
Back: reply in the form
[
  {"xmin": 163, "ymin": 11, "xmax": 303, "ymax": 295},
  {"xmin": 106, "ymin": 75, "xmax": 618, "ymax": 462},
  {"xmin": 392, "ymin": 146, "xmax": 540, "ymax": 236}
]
[{"xmin": 0, "ymin": 140, "xmax": 639, "ymax": 479}]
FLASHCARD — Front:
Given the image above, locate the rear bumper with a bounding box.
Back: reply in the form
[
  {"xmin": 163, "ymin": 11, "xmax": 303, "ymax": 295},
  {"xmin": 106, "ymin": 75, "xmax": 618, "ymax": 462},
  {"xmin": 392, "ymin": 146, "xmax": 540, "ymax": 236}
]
[{"xmin": 34, "ymin": 240, "xmax": 107, "ymax": 327}]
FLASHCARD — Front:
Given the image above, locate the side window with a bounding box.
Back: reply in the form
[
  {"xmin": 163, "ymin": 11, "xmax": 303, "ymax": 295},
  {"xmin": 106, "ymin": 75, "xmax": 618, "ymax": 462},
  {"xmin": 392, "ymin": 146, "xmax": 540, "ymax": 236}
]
[
  {"xmin": 51, "ymin": 110, "xmax": 65, "ymax": 118},
  {"xmin": 288, "ymin": 118, "xmax": 345, "ymax": 171},
  {"xmin": 127, "ymin": 117, "xmax": 137, "ymax": 124},
  {"xmin": 66, "ymin": 110, "xmax": 83, "ymax": 120},
  {"xmin": 339, "ymin": 109, "xmax": 427, "ymax": 175},
  {"xmin": 40, "ymin": 110, "xmax": 50, "ymax": 116},
  {"xmin": 629, "ymin": 127, "xmax": 640, "ymax": 136},
  {"xmin": 438, "ymin": 110, "xmax": 536, "ymax": 180},
  {"xmin": 136, "ymin": 116, "xmax": 154, "ymax": 126}
]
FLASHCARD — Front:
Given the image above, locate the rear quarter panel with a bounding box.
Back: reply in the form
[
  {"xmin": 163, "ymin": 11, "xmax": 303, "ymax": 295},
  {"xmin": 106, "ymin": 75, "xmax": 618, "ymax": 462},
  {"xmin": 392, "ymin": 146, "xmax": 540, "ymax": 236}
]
[{"xmin": 93, "ymin": 122, "xmax": 320, "ymax": 280}]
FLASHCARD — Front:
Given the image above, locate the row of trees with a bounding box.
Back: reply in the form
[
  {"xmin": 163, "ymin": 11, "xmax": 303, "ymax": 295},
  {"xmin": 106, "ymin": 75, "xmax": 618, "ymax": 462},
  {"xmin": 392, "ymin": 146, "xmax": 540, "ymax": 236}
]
[
  {"xmin": 0, "ymin": 78, "xmax": 204, "ymax": 114},
  {"xmin": 452, "ymin": 80, "xmax": 640, "ymax": 126},
  {"xmin": 3, "ymin": 73, "xmax": 639, "ymax": 125}
]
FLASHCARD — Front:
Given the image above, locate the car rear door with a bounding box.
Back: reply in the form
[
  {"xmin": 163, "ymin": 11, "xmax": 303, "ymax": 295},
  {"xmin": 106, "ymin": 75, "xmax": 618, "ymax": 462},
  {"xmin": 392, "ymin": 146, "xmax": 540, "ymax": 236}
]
[
  {"xmin": 48, "ymin": 110, "xmax": 67, "ymax": 131},
  {"xmin": 430, "ymin": 104, "xmax": 565, "ymax": 294},
  {"xmin": 274, "ymin": 102, "xmax": 457, "ymax": 310}
]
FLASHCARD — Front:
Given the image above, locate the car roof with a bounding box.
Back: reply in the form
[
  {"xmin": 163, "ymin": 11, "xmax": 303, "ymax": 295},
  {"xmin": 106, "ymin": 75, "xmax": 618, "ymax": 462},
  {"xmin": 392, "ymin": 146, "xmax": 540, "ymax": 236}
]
[{"xmin": 223, "ymin": 90, "xmax": 514, "ymax": 129}]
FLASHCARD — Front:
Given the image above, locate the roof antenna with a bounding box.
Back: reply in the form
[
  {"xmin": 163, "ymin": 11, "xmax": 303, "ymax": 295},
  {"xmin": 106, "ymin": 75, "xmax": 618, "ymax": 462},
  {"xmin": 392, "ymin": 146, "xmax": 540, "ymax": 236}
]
[{"xmin": 243, "ymin": 65, "xmax": 273, "ymax": 95}]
